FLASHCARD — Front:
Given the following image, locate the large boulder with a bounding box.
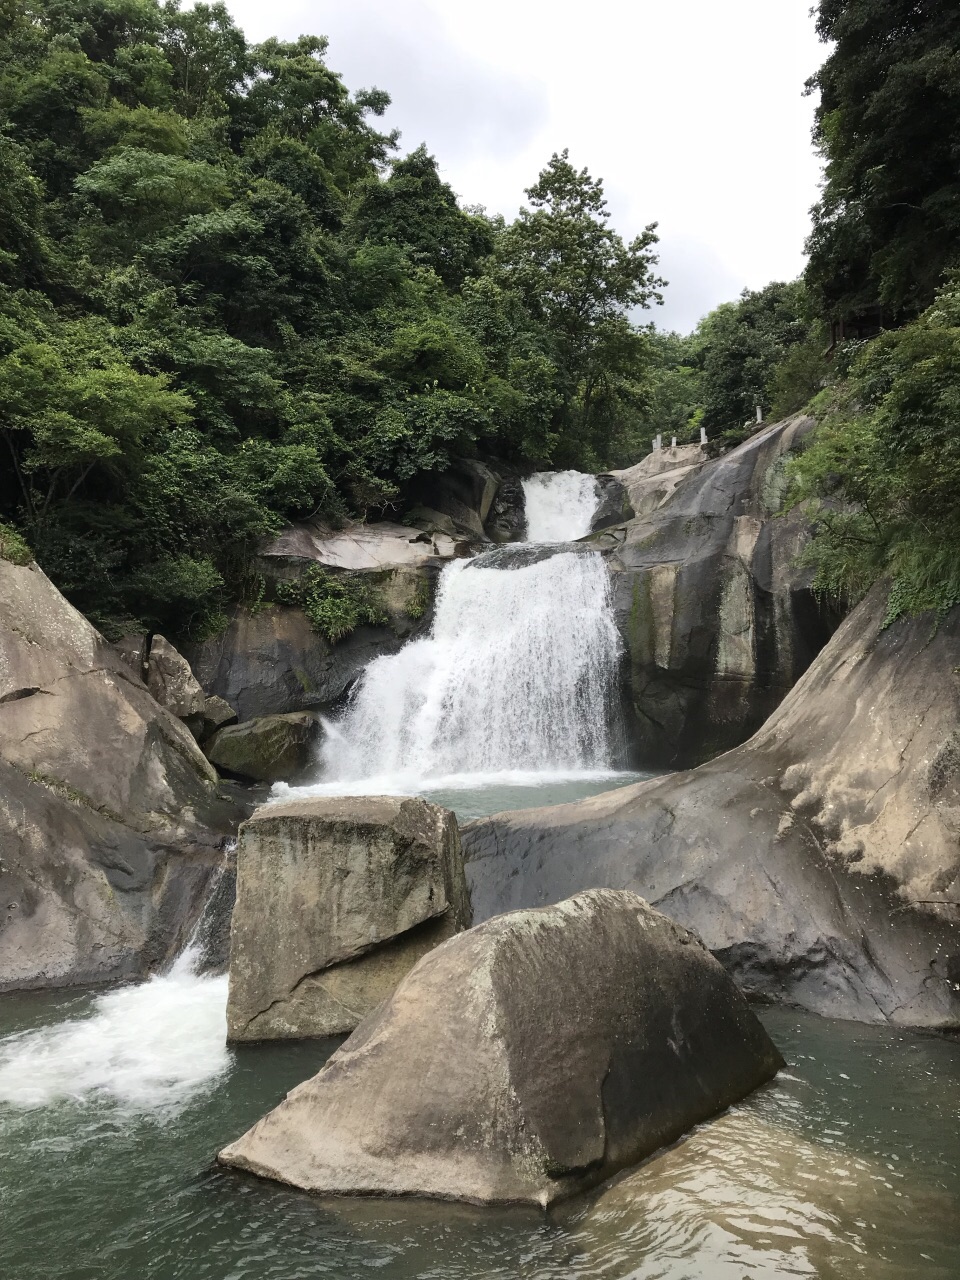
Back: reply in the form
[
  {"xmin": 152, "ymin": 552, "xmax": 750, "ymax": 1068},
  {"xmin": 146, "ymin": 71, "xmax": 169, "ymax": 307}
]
[
  {"xmin": 463, "ymin": 588, "xmax": 960, "ymax": 1027},
  {"xmin": 184, "ymin": 605, "xmax": 407, "ymax": 722},
  {"xmin": 145, "ymin": 633, "xmax": 205, "ymax": 718},
  {"xmin": 204, "ymin": 712, "xmax": 323, "ymax": 784},
  {"xmin": 597, "ymin": 418, "xmax": 842, "ymax": 768},
  {"xmin": 219, "ymin": 889, "xmax": 783, "ymax": 1204},
  {"xmin": 226, "ymin": 795, "xmax": 471, "ymax": 1041},
  {"xmin": 0, "ymin": 558, "xmax": 236, "ymax": 990}
]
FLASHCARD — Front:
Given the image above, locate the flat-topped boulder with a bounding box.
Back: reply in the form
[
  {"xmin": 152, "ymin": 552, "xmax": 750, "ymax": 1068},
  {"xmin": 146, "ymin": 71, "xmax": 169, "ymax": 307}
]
[
  {"xmin": 219, "ymin": 889, "xmax": 784, "ymax": 1205},
  {"xmin": 226, "ymin": 795, "xmax": 471, "ymax": 1041}
]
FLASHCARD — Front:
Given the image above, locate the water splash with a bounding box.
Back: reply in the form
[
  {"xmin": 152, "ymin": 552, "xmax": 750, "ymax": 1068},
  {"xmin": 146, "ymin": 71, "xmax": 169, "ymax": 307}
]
[
  {"xmin": 285, "ymin": 550, "xmax": 623, "ymax": 794},
  {"xmin": 522, "ymin": 470, "xmax": 599, "ymax": 542},
  {"xmin": 0, "ymin": 954, "xmax": 230, "ymax": 1113}
]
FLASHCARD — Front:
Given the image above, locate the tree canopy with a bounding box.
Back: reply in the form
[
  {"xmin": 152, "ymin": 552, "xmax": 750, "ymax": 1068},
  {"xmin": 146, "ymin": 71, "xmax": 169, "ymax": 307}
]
[
  {"xmin": 0, "ymin": 0, "xmax": 662, "ymax": 636},
  {"xmin": 806, "ymin": 0, "xmax": 960, "ymax": 322}
]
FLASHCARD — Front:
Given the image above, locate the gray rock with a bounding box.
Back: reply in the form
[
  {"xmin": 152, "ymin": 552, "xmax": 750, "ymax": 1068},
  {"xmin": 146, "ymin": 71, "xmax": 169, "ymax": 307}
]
[
  {"xmin": 407, "ymin": 457, "xmax": 500, "ymax": 541},
  {"xmin": 590, "ymin": 474, "xmax": 634, "ymax": 532},
  {"xmin": 183, "ymin": 694, "xmax": 238, "ymax": 743},
  {"xmin": 462, "ymin": 587, "xmax": 960, "ymax": 1027},
  {"xmin": 226, "ymin": 795, "xmax": 471, "ymax": 1041},
  {"xmin": 204, "ymin": 712, "xmax": 324, "ymax": 784},
  {"xmin": 146, "ymin": 634, "xmax": 205, "ymax": 718},
  {"xmin": 219, "ymin": 888, "xmax": 783, "ymax": 1204},
  {"xmin": 597, "ymin": 416, "xmax": 842, "ymax": 768},
  {"xmin": 484, "ymin": 472, "xmax": 527, "ymax": 543},
  {"xmin": 184, "ymin": 605, "xmax": 406, "ymax": 722},
  {"xmin": 0, "ymin": 560, "xmax": 234, "ymax": 991},
  {"xmin": 114, "ymin": 632, "xmax": 148, "ymax": 681},
  {"xmin": 263, "ymin": 519, "xmax": 460, "ymax": 570}
]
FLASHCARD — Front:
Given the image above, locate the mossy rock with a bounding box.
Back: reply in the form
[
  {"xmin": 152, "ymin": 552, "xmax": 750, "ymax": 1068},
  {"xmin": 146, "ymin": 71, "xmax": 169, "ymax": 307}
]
[{"xmin": 205, "ymin": 712, "xmax": 324, "ymax": 784}]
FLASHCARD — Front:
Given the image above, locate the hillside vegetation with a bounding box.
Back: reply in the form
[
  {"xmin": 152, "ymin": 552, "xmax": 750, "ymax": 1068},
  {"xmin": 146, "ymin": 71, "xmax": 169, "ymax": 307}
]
[{"xmin": 0, "ymin": 0, "xmax": 662, "ymax": 636}]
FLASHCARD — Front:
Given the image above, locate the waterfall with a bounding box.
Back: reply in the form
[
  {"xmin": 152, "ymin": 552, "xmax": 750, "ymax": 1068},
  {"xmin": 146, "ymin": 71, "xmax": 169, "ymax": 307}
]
[
  {"xmin": 522, "ymin": 470, "xmax": 600, "ymax": 542},
  {"xmin": 286, "ymin": 548, "xmax": 622, "ymax": 796},
  {"xmin": 271, "ymin": 466, "xmax": 630, "ymax": 799}
]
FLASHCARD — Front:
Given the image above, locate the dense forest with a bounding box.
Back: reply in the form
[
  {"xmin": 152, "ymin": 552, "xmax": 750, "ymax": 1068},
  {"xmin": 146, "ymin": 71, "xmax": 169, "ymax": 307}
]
[
  {"xmin": 0, "ymin": 0, "xmax": 662, "ymax": 636},
  {"xmin": 1, "ymin": 0, "xmax": 959, "ymax": 635}
]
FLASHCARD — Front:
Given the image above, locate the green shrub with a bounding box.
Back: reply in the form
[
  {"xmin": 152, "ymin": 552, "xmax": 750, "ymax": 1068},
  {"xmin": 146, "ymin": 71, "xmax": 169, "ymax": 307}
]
[
  {"xmin": 0, "ymin": 521, "xmax": 32, "ymax": 565},
  {"xmin": 787, "ymin": 280, "xmax": 960, "ymax": 624},
  {"xmin": 276, "ymin": 566, "xmax": 388, "ymax": 643}
]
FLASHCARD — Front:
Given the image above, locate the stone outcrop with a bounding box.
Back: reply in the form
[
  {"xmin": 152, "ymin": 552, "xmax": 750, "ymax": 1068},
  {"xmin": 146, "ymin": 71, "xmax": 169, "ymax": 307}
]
[
  {"xmin": 145, "ymin": 633, "xmax": 205, "ymax": 718},
  {"xmin": 590, "ymin": 474, "xmax": 634, "ymax": 532},
  {"xmin": 463, "ymin": 588, "xmax": 960, "ymax": 1027},
  {"xmin": 184, "ymin": 605, "xmax": 407, "ymax": 722},
  {"xmin": 226, "ymin": 795, "xmax": 471, "ymax": 1041},
  {"xmin": 0, "ymin": 559, "xmax": 236, "ymax": 991},
  {"xmin": 219, "ymin": 889, "xmax": 783, "ymax": 1204},
  {"xmin": 596, "ymin": 418, "xmax": 842, "ymax": 768},
  {"xmin": 204, "ymin": 712, "xmax": 323, "ymax": 784}
]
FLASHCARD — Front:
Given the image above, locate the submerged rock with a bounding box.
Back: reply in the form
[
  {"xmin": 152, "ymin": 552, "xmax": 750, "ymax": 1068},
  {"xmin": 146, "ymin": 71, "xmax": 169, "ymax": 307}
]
[
  {"xmin": 219, "ymin": 888, "xmax": 783, "ymax": 1204},
  {"xmin": 226, "ymin": 795, "xmax": 471, "ymax": 1041},
  {"xmin": 204, "ymin": 712, "xmax": 323, "ymax": 784},
  {"xmin": 463, "ymin": 587, "xmax": 960, "ymax": 1027}
]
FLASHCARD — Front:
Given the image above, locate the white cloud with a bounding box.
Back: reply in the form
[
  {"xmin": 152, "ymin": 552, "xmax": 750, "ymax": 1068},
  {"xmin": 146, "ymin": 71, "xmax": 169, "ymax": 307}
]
[{"xmin": 223, "ymin": 0, "xmax": 825, "ymax": 331}]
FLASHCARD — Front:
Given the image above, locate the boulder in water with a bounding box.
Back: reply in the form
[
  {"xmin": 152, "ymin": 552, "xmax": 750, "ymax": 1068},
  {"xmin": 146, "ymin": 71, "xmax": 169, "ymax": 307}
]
[
  {"xmin": 204, "ymin": 712, "xmax": 323, "ymax": 784},
  {"xmin": 226, "ymin": 795, "xmax": 471, "ymax": 1041},
  {"xmin": 219, "ymin": 888, "xmax": 783, "ymax": 1204}
]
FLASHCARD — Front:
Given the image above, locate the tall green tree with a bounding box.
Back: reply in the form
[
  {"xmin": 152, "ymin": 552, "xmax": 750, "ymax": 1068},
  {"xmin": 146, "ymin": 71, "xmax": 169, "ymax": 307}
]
[
  {"xmin": 494, "ymin": 150, "xmax": 663, "ymax": 466},
  {"xmin": 807, "ymin": 0, "xmax": 960, "ymax": 322}
]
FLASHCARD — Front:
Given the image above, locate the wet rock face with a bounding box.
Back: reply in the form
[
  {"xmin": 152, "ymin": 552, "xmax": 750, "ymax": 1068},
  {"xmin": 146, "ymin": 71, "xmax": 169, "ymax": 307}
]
[
  {"xmin": 0, "ymin": 560, "xmax": 236, "ymax": 991},
  {"xmin": 462, "ymin": 589, "xmax": 960, "ymax": 1028},
  {"xmin": 597, "ymin": 417, "xmax": 842, "ymax": 769},
  {"xmin": 590, "ymin": 475, "xmax": 634, "ymax": 532},
  {"xmin": 226, "ymin": 795, "xmax": 471, "ymax": 1041},
  {"xmin": 219, "ymin": 889, "xmax": 783, "ymax": 1205}
]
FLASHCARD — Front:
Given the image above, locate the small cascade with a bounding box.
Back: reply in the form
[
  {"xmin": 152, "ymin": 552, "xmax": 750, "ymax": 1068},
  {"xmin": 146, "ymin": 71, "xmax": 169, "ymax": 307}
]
[{"xmin": 522, "ymin": 470, "xmax": 600, "ymax": 542}]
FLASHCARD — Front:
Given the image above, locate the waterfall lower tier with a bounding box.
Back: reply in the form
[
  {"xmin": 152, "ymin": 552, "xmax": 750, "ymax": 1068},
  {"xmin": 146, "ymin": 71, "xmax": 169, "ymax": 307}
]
[
  {"xmin": 295, "ymin": 550, "xmax": 623, "ymax": 794},
  {"xmin": 522, "ymin": 470, "xmax": 599, "ymax": 542}
]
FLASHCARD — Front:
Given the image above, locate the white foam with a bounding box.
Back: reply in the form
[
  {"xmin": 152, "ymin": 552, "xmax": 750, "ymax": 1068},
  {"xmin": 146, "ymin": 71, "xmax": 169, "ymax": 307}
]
[
  {"xmin": 0, "ymin": 949, "xmax": 230, "ymax": 1113},
  {"xmin": 522, "ymin": 470, "xmax": 600, "ymax": 542}
]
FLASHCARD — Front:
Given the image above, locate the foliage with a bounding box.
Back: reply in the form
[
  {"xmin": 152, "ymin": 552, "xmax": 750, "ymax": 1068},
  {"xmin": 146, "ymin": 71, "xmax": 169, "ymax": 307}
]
[
  {"xmin": 787, "ymin": 280, "xmax": 960, "ymax": 623},
  {"xmin": 492, "ymin": 151, "xmax": 663, "ymax": 468},
  {"xmin": 0, "ymin": 520, "xmax": 32, "ymax": 564},
  {"xmin": 275, "ymin": 565, "xmax": 387, "ymax": 643},
  {"xmin": 807, "ymin": 0, "xmax": 960, "ymax": 322},
  {"xmin": 0, "ymin": 1, "xmax": 662, "ymax": 637},
  {"xmin": 695, "ymin": 280, "xmax": 822, "ymax": 443}
]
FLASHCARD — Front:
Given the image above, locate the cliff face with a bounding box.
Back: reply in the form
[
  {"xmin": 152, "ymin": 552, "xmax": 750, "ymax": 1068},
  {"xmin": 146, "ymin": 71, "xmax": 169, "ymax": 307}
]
[
  {"xmin": 597, "ymin": 417, "xmax": 843, "ymax": 769},
  {"xmin": 0, "ymin": 559, "xmax": 236, "ymax": 991},
  {"xmin": 462, "ymin": 587, "xmax": 960, "ymax": 1026}
]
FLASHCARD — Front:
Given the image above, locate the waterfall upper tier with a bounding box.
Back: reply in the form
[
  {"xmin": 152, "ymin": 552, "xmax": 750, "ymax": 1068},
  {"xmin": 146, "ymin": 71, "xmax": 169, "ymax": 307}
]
[{"xmin": 522, "ymin": 471, "xmax": 600, "ymax": 542}]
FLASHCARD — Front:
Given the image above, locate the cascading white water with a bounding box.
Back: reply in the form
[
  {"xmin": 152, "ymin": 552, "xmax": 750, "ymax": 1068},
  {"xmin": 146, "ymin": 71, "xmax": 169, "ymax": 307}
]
[
  {"xmin": 522, "ymin": 470, "xmax": 600, "ymax": 542},
  {"xmin": 285, "ymin": 547, "xmax": 623, "ymax": 795},
  {"xmin": 0, "ymin": 949, "xmax": 229, "ymax": 1112}
]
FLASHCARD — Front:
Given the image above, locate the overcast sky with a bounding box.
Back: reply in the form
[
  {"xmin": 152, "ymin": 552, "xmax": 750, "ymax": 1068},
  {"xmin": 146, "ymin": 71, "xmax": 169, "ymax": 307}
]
[{"xmin": 223, "ymin": 0, "xmax": 825, "ymax": 333}]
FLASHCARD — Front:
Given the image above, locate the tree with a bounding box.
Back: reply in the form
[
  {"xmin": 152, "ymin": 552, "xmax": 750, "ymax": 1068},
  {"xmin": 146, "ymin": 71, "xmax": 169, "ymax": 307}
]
[
  {"xmin": 493, "ymin": 150, "xmax": 663, "ymax": 467},
  {"xmin": 695, "ymin": 280, "xmax": 819, "ymax": 440},
  {"xmin": 806, "ymin": 0, "xmax": 960, "ymax": 322}
]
